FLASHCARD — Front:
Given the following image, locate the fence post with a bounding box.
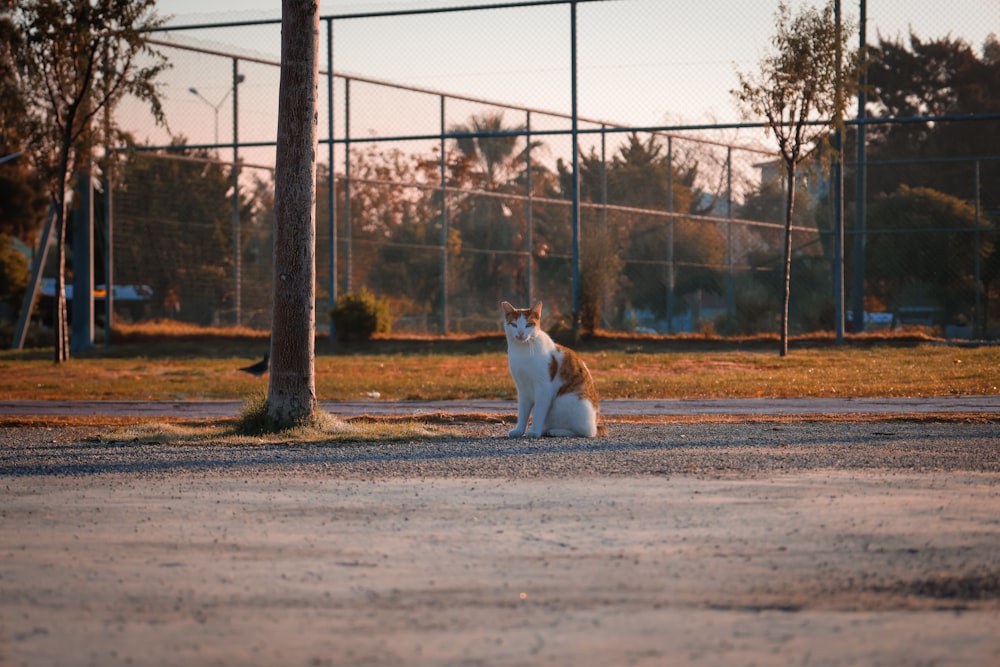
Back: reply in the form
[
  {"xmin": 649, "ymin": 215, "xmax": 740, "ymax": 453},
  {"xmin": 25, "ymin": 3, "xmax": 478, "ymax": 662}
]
[
  {"xmin": 726, "ymin": 146, "xmax": 735, "ymax": 321},
  {"xmin": 832, "ymin": 0, "xmax": 845, "ymax": 342},
  {"xmin": 832, "ymin": 127, "xmax": 845, "ymax": 342},
  {"xmin": 974, "ymin": 160, "xmax": 982, "ymax": 338},
  {"xmin": 104, "ymin": 172, "xmax": 114, "ymax": 347},
  {"xmin": 326, "ymin": 17, "xmax": 337, "ymax": 341},
  {"xmin": 231, "ymin": 57, "xmax": 242, "ymax": 327},
  {"xmin": 851, "ymin": 0, "xmax": 868, "ymax": 332},
  {"xmin": 439, "ymin": 94, "xmax": 448, "ymax": 334},
  {"xmin": 569, "ymin": 0, "xmax": 581, "ymax": 337},
  {"xmin": 71, "ymin": 170, "xmax": 94, "ymax": 353},
  {"xmin": 343, "ymin": 77, "xmax": 352, "ymax": 294},
  {"xmin": 665, "ymin": 136, "xmax": 675, "ymax": 333},
  {"xmin": 525, "ymin": 110, "xmax": 533, "ymax": 308},
  {"xmin": 12, "ymin": 206, "xmax": 55, "ymax": 350},
  {"xmin": 600, "ymin": 124, "xmax": 607, "ymax": 229}
]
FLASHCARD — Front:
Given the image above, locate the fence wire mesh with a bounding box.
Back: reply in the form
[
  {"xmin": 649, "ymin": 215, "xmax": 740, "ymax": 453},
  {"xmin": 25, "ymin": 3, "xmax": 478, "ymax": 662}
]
[{"xmin": 99, "ymin": 0, "xmax": 999, "ymax": 338}]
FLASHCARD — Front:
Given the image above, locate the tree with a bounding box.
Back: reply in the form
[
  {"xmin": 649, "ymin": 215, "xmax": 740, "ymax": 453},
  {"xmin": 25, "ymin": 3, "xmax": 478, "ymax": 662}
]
[
  {"xmin": 0, "ymin": 1, "xmax": 47, "ymax": 247},
  {"xmin": 865, "ymin": 32, "xmax": 1000, "ymax": 213},
  {"xmin": 865, "ymin": 186, "xmax": 989, "ymax": 327},
  {"xmin": 447, "ymin": 112, "xmax": 533, "ymax": 314},
  {"xmin": 0, "ymin": 233, "xmax": 29, "ymax": 319},
  {"xmin": 267, "ymin": 0, "xmax": 319, "ymax": 428},
  {"xmin": 361, "ymin": 148, "xmax": 450, "ymax": 322},
  {"xmin": 13, "ymin": 0, "xmax": 168, "ymax": 362},
  {"xmin": 575, "ymin": 132, "xmax": 725, "ymax": 327},
  {"xmin": 733, "ymin": 1, "xmax": 855, "ymax": 355},
  {"xmin": 114, "ymin": 142, "xmax": 242, "ymax": 325}
]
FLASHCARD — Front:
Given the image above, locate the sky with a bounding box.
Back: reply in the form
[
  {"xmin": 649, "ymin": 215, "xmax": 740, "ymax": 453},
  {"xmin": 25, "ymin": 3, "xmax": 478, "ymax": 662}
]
[{"xmin": 136, "ymin": 0, "xmax": 999, "ymax": 175}]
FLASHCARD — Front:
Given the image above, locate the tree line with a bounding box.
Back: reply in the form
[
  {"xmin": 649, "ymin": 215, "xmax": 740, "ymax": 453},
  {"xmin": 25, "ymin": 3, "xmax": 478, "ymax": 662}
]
[{"xmin": 2, "ymin": 1, "xmax": 997, "ymax": 343}]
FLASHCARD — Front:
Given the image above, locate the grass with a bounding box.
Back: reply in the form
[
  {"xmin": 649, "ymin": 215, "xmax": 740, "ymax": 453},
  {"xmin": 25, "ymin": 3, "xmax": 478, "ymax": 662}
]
[
  {"xmin": 1, "ymin": 331, "xmax": 996, "ymax": 441},
  {"xmin": 1, "ymin": 334, "xmax": 997, "ymax": 402},
  {"xmin": 96, "ymin": 415, "xmax": 461, "ymax": 446}
]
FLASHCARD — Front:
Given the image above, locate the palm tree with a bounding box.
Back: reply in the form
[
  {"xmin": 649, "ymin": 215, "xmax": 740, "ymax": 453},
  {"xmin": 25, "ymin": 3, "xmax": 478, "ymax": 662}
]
[
  {"xmin": 447, "ymin": 112, "xmax": 537, "ymax": 312},
  {"xmin": 452, "ymin": 111, "xmax": 529, "ymax": 181}
]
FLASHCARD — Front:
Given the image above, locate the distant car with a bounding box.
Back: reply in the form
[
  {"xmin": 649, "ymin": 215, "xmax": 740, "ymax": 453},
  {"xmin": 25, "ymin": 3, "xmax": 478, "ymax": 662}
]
[
  {"xmin": 37, "ymin": 279, "xmax": 153, "ymax": 325},
  {"xmin": 39, "ymin": 279, "xmax": 153, "ymax": 303}
]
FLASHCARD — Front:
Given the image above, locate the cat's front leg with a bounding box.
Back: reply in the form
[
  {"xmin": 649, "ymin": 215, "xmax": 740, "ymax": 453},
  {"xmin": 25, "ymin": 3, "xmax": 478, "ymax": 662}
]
[
  {"xmin": 508, "ymin": 394, "xmax": 532, "ymax": 437},
  {"xmin": 525, "ymin": 388, "xmax": 553, "ymax": 438}
]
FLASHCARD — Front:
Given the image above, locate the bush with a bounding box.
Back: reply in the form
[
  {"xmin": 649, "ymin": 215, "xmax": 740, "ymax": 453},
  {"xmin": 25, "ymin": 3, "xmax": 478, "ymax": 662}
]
[
  {"xmin": 0, "ymin": 233, "xmax": 29, "ymax": 319},
  {"xmin": 330, "ymin": 289, "xmax": 392, "ymax": 343}
]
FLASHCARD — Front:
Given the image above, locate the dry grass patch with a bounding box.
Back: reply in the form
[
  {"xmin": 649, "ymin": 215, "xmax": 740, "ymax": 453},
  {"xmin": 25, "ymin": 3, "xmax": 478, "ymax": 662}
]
[
  {"xmin": 95, "ymin": 416, "xmax": 461, "ymax": 447},
  {"xmin": 89, "ymin": 393, "xmax": 463, "ymax": 446}
]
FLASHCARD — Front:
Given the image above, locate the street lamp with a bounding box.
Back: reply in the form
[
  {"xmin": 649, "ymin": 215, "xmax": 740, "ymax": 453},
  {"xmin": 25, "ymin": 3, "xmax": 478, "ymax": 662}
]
[
  {"xmin": 189, "ymin": 66, "xmax": 246, "ymax": 326},
  {"xmin": 188, "ymin": 74, "xmax": 244, "ymax": 146}
]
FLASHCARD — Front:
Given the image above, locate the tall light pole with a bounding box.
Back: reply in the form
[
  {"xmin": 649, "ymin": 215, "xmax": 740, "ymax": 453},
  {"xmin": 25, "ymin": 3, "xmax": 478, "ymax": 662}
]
[
  {"xmin": 189, "ymin": 68, "xmax": 246, "ymax": 325},
  {"xmin": 188, "ymin": 83, "xmax": 239, "ymax": 145}
]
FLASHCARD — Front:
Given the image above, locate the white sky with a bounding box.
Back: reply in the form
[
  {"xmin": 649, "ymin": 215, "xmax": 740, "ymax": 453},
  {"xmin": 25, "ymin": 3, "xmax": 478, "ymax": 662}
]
[
  {"xmin": 138, "ymin": 0, "xmax": 998, "ymax": 170},
  {"xmin": 153, "ymin": 0, "xmax": 998, "ymax": 118}
]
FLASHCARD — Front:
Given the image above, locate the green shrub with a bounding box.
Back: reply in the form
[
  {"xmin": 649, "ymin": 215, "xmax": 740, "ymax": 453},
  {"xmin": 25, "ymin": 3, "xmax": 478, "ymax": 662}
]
[
  {"xmin": 0, "ymin": 233, "xmax": 29, "ymax": 316},
  {"xmin": 330, "ymin": 289, "xmax": 392, "ymax": 343}
]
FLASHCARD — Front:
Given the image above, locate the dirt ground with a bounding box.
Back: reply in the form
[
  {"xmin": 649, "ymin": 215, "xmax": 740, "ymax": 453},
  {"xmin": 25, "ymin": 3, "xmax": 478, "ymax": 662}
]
[{"xmin": 2, "ymin": 419, "xmax": 999, "ymax": 666}]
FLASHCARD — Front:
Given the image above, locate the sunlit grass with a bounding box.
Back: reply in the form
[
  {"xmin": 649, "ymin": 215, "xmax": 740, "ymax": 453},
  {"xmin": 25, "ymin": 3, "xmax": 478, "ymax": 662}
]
[
  {"xmin": 98, "ymin": 404, "xmax": 461, "ymax": 446},
  {"xmin": 1, "ymin": 340, "xmax": 997, "ymax": 402},
  {"xmin": 584, "ymin": 345, "xmax": 1000, "ymax": 399}
]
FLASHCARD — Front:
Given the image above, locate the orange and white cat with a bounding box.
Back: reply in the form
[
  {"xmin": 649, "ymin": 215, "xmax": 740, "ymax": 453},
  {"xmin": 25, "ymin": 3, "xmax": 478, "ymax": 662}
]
[{"xmin": 501, "ymin": 301, "xmax": 606, "ymax": 438}]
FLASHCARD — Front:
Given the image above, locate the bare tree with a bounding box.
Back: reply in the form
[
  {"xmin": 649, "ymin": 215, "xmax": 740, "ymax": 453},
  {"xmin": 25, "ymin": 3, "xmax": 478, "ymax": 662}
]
[
  {"xmin": 733, "ymin": 1, "xmax": 855, "ymax": 356},
  {"xmin": 14, "ymin": 0, "xmax": 168, "ymax": 362},
  {"xmin": 267, "ymin": 0, "xmax": 320, "ymax": 427}
]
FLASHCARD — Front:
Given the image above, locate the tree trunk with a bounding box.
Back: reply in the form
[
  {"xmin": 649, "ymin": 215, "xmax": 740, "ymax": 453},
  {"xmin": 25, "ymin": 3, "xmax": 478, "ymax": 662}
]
[
  {"xmin": 53, "ymin": 197, "xmax": 69, "ymax": 363},
  {"xmin": 780, "ymin": 160, "xmax": 797, "ymax": 357},
  {"xmin": 53, "ymin": 139, "xmax": 74, "ymax": 363},
  {"xmin": 266, "ymin": 0, "xmax": 320, "ymax": 427}
]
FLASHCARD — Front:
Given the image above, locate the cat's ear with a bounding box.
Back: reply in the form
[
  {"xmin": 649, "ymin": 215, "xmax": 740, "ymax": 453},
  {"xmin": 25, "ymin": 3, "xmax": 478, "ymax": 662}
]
[
  {"xmin": 531, "ymin": 302, "xmax": 543, "ymax": 319},
  {"xmin": 501, "ymin": 301, "xmax": 514, "ymax": 316}
]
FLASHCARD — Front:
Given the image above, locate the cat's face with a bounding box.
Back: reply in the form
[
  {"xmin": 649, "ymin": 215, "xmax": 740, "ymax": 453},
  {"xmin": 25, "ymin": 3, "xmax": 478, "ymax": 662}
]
[{"xmin": 501, "ymin": 301, "xmax": 543, "ymax": 344}]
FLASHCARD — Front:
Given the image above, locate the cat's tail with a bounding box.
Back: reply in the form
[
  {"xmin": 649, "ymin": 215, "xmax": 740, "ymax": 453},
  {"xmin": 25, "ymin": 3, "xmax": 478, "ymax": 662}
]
[{"xmin": 596, "ymin": 420, "xmax": 608, "ymax": 437}]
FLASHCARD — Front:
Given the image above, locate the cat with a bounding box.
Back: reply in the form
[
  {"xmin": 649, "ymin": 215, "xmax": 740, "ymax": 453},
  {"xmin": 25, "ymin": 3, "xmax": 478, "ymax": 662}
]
[{"xmin": 501, "ymin": 301, "xmax": 606, "ymax": 438}]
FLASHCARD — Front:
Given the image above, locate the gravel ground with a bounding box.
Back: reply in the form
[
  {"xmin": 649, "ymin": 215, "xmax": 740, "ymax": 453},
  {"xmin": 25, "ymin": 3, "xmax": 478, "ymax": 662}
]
[{"xmin": 2, "ymin": 419, "xmax": 1000, "ymax": 666}]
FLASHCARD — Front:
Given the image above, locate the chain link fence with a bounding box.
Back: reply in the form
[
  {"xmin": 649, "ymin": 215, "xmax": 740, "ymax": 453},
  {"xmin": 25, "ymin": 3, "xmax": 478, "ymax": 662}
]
[{"xmin": 100, "ymin": 0, "xmax": 998, "ymax": 338}]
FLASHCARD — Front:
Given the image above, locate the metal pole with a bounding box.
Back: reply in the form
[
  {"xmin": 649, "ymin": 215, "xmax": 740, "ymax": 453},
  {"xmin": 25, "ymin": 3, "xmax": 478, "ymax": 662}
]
[
  {"xmin": 665, "ymin": 136, "xmax": 674, "ymax": 333},
  {"xmin": 12, "ymin": 206, "xmax": 55, "ymax": 350},
  {"xmin": 600, "ymin": 124, "xmax": 607, "ymax": 228},
  {"xmin": 833, "ymin": 130, "xmax": 845, "ymax": 340},
  {"xmin": 525, "ymin": 110, "xmax": 533, "ymax": 307},
  {"xmin": 726, "ymin": 146, "xmax": 735, "ymax": 320},
  {"xmin": 851, "ymin": 0, "xmax": 867, "ymax": 332},
  {"xmin": 570, "ymin": 1, "xmax": 581, "ymax": 334},
  {"xmin": 599, "ymin": 123, "xmax": 607, "ymax": 329},
  {"xmin": 232, "ymin": 57, "xmax": 241, "ymax": 326},
  {"xmin": 344, "ymin": 77, "xmax": 352, "ymax": 294},
  {"xmin": 103, "ymin": 78, "xmax": 113, "ymax": 348},
  {"xmin": 833, "ymin": 0, "xmax": 845, "ymax": 342},
  {"xmin": 70, "ymin": 170, "xmax": 94, "ymax": 353},
  {"xmin": 326, "ymin": 17, "xmax": 337, "ymax": 341},
  {"xmin": 974, "ymin": 160, "xmax": 982, "ymax": 338},
  {"xmin": 440, "ymin": 94, "xmax": 448, "ymax": 334},
  {"xmin": 104, "ymin": 173, "xmax": 113, "ymax": 348}
]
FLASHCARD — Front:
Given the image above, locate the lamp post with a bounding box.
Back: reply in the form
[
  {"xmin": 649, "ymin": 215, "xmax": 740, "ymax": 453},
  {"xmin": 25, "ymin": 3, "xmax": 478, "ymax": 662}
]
[
  {"xmin": 189, "ymin": 67, "xmax": 246, "ymax": 325},
  {"xmin": 189, "ymin": 73, "xmax": 245, "ymax": 145},
  {"xmin": 188, "ymin": 85, "xmax": 230, "ymax": 145}
]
